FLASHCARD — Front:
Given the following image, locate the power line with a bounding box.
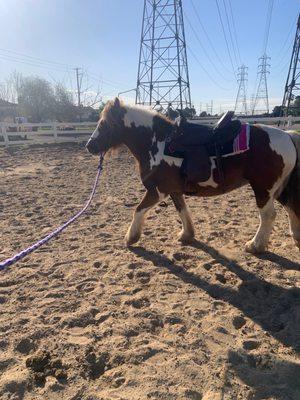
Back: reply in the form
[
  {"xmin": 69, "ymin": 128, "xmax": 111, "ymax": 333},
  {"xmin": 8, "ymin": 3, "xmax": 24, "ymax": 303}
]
[
  {"xmin": 189, "ymin": 0, "xmax": 234, "ymax": 77},
  {"xmin": 272, "ymin": 41, "xmax": 293, "ymax": 70},
  {"xmin": 222, "ymin": 0, "xmax": 239, "ymax": 66},
  {"xmin": 215, "ymin": 0, "xmax": 237, "ymax": 78},
  {"xmin": 0, "ymin": 48, "xmax": 75, "ymax": 69},
  {"xmin": 262, "ymin": 0, "xmax": 274, "ymax": 54},
  {"xmin": 87, "ymin": 71, "xmax": 127, "ymax": 89},
  {"xmin": 272, "ymin": 58, "xmax": 291, "ymax": 78},
  {"xmin": 0, "ymin": 53, "xmax": 70, "ymax": 73},
  {"xmin": 187, "ymin": 45, "xmax": 230, "ymax": 91},
  {"xmin": 184, "ymin": 11, "xmax": 230, "ymax": 82},
  {"xmin": 228, "ymin": 0, "xmax": 242, "ymax": 64},
  {"xmin": 272, "ymin": 15, "xmax": 298, "ymax": 61},
  {"xmin": 0, "ymin": 49, "xmax": 125, "ymax": 99}
]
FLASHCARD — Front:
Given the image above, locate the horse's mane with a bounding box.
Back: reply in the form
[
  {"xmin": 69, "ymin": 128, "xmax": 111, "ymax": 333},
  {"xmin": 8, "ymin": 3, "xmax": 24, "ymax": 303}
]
[{"xmin": 101, "ymin": 99, "xmax": 173, "ymax": 127}]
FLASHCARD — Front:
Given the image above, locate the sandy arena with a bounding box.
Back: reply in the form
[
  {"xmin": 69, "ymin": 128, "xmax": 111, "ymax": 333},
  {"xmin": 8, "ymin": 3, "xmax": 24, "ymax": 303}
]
[{"xmin": 0, "ymin": 143, "xmax": 299, "ymax": 400}]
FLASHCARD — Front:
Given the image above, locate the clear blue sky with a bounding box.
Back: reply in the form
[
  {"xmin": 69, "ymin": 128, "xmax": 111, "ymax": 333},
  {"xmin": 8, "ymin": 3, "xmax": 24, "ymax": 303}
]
[{"xmin": 0, "ymin": 0, "xmax": 298, "ymax": 113}]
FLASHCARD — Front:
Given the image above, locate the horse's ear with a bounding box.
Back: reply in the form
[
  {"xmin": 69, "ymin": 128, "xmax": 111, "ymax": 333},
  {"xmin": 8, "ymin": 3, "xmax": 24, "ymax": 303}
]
[{"xmin": 113, "ymin": 97, "xmax": 121, "ymax": 109}]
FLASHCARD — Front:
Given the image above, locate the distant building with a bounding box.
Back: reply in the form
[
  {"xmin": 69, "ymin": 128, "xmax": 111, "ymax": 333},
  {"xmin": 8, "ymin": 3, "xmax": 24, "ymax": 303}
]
[{"xmin": 0, "ymin": 99, "xmax": 19, "ymax": 122}]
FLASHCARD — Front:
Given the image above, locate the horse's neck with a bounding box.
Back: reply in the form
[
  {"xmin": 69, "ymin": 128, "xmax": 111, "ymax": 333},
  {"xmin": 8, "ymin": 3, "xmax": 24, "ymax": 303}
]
[
  {"xmin": 122, "ymin": 108, "xmax": 172, "ymax": 169},
  {"xmin": 124, "ymin": 106, "xmax": 157, "ymax": 131},
  {"xmin": 123, "ymin": 124, "xmax": 156, "ymax": 165}
]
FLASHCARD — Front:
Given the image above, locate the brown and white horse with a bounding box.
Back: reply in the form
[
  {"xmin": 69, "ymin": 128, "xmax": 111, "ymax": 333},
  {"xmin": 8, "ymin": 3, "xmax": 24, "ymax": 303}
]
[{"xmin": 86, "ymin": 98, "xmax": 300, "ymax": 254}]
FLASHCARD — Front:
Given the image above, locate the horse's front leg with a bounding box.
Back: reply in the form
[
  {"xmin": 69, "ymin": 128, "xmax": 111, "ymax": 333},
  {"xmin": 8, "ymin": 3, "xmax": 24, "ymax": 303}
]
[
  {"xmin": 170, "ymin": 193, "xmax": 195, "ymax": 243},
  {"xmin": 125, "ymin": 188, "xmax": 164, "ymax": 246},
  {"xmin": 245, "ymin": 196, "xmax": 276, "ymax": 254}
]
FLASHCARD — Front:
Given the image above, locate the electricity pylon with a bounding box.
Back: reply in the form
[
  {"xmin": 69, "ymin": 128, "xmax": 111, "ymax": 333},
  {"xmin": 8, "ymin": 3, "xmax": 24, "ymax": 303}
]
[
  {"xmin": 282, "ymin": 14, "xmax": 300, "ymax": 116},
  {"xmin": 234, "ymin": 65, "xmax": 248, "ymax": 115},
  {"xmin": 252, "ymin": 54, "xmax": 270, "ymax": 115},
  {"xmin": 136, "ymin": 0, "xmax": 191, "ymax": 111}
]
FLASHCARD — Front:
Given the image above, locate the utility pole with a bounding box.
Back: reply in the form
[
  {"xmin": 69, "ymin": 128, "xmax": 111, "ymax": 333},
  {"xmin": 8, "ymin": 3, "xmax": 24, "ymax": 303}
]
[
  {"xmin": 234, "ymin": 65, "xmax": 248, "ymax": 115},
  {"xmin": 281, "ymin": 14, "xmax": 300, "ymax": 116},
  {"xmin": 136, "ymin": 0, "xmax": 191, "ymax": 111},
  {"xmin": 252, "ymin": 54, "xmax": 270, "ymax": 115}
]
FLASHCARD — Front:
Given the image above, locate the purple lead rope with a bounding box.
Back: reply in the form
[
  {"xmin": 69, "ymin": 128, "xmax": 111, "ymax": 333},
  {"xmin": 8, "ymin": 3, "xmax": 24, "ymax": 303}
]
[{"xmin": 0, "ymin": 155, "xmax": 104, "ymax": 271}]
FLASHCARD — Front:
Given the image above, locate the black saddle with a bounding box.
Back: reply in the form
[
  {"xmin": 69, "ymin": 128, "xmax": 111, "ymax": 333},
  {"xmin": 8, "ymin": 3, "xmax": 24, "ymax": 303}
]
[
  {"xmin": 168, "ymin": 111, "xmax": 242, "ymax": 191},
  {"xmin": 171, "ymin": 111, "xmax": 241, "ymax": 150}
]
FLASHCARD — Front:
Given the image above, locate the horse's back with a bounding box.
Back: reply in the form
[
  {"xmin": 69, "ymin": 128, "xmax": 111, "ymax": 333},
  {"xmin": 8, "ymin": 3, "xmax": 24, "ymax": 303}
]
[{"xmin": 254, "ymin": 124, "xmax": 297, "ymax": 172}]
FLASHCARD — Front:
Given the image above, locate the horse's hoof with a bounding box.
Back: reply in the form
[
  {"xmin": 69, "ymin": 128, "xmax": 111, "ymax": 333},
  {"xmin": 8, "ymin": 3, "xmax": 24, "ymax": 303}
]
[
  {"xmin": 178, "ymin": 231, "xmax": 195, "ymax": 244},
  {"xmin": 125, "ymin": 233, "xmax": 140, "ymax": 247},
  {"xmin": 245, "ymin": 240, "xmax": 266, "ymax": 254},
  {"xmin": 293, "ymin": 239, "xmax": 300, "ymax": 251}
]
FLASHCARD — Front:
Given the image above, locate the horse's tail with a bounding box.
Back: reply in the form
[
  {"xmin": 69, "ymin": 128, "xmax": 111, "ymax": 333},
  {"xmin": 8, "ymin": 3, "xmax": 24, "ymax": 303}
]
[{"xmin": 278, "ymin": 132, "xmax": 300, "ymax": 218}]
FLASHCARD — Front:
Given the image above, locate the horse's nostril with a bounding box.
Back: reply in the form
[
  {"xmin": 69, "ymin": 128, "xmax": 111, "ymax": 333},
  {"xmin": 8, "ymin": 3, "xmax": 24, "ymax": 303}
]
[{"xmin": 86, "ymin": 139, "xmax": 99, "ymax": 155}]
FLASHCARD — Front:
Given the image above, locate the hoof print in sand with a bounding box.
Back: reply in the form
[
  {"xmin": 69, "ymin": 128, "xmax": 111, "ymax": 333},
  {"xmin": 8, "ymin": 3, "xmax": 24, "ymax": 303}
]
[
  {"xmin": 26, "ymin": 350, "xmax": 68, "ymax": 387},
  {"xmin": 232, "ymin": 316, "xmax": 246, "ymax": 330},
  {"xmin": 243, "ymin": 340, "xmax": 261, "ymax": 351},
  {"xmin": 15, "ymin": 338, "xmax": 36, "ymax": 355},
  {"xmin": 82, "ymin": 349, "xmax": 109, "ymax": 380},
  {"xmin": 125, "ymin": 297, "xmax": 150, "ymax": 309}
]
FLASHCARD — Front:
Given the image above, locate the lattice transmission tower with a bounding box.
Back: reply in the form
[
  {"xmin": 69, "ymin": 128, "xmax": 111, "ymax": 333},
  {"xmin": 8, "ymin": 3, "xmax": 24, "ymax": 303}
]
[
  {"xmin": 252, "ymin": 54, "xmax": 270, "ymax": 115},
  {"xmin": 282, "ymin": 14, "xmax": 300, "ymax": 116},
  {"xmin": 234, "ymin": 65, "xmax": 248, "ymax": 115},
  {"xmin": 135, "ymin": 0, "xmax": 191, "ymax": 111}
]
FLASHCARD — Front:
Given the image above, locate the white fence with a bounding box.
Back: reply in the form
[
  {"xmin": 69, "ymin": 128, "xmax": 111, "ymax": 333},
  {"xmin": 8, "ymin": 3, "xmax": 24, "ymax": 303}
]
[
  {"xmin": 0, "ymin": 122, "xmax": 96, "ymax": 147},
  {"xmin": 0, "ymin": 116, "xmax": 298, "ymax": 147},
  {"xmin": 193, "ymin": 115, "xmax": 298, "ymax": 128}
]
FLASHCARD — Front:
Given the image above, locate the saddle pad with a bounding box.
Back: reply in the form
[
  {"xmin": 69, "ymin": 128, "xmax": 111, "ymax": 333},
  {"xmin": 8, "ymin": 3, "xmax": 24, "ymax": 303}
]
[{"xmin": 164, "ymin": 123, "xmax": 250, "ymax": 159}]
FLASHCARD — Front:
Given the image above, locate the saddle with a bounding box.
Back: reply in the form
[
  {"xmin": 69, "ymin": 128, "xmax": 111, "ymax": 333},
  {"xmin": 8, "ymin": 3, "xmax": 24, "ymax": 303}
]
[{"xmin": 169, "ymin": 111, "xmax": 241, "ymax": 191}]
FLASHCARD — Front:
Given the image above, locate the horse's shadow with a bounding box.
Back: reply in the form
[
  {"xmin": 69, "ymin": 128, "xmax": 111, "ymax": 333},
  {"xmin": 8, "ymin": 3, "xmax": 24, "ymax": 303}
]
[
  {"xmin": 130, "ymin": 240, "xmax": 300, "ymax": 354},
  {"xmin": 256, "ymin": 251, "xmax": 300, "ymax": 271},
  {"xmin": 226, "ymin": 349, "xmax": 300, "ymax": 400}
]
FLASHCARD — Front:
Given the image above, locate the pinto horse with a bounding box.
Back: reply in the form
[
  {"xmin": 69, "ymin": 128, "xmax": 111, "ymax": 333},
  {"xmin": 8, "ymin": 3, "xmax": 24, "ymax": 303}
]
[{"xmin": 86, "ymin": 98, "xmax": 300, "ymax": 254}]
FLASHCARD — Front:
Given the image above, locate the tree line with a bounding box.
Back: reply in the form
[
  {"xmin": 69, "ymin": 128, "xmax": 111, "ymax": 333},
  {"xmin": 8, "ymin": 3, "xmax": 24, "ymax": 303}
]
[{"xmin": 0, "ymin": 72, "xmax": 103, "ymax": 123}]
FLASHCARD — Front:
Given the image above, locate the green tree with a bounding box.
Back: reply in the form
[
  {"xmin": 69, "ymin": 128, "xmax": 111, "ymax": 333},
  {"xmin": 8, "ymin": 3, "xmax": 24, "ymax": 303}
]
[
  {"xmin": 292, "ymin": 96, "xmax": 300, "ymax": 116},
  {"xmin": 272, "ymin": 105, "xmax": 284, "ymax": 117},
  {"xmin": 180, "ymin": 106, "xmax": 196, "ymax": 119}
]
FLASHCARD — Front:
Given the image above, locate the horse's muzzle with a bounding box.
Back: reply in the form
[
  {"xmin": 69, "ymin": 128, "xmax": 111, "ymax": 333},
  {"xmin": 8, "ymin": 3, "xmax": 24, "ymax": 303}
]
[{"xmin": 86, "ymin": 138, "xmax": 100, "ymax": 155}]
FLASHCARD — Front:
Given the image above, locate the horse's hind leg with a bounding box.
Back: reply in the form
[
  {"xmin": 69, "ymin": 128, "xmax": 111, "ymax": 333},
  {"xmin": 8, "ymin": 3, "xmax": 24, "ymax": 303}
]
[
  {"xmin": 286, "ymin": 208, "xmax": 300, "ymax": 250},
  {"xmin": 170, "ymin": 193, "xmax": 195, "ymax": 242},
  {"xmin": 245, "ymin": 194, "xmax": 276, "ymax": 254},
  {"xmin": 125, "ymin": 188, "xmax": 164, "ymax": 246}
]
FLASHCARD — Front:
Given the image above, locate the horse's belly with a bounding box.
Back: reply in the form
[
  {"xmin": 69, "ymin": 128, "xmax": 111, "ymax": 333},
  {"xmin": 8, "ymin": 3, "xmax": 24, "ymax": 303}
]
[{"xmin": 197, "ymin": 154, "xmax": 248, "ymax": 193}]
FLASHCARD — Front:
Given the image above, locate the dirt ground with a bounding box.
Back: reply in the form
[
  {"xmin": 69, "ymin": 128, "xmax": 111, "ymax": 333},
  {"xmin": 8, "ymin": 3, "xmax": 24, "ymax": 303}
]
[{"xmin": 0, "ymin": 143, "xmax": 299, "ymax": 400}]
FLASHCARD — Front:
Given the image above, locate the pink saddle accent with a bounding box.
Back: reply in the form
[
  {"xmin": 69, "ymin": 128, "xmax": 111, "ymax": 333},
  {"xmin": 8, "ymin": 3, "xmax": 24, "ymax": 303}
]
[{"xmin": 232, "ymin": 124, "xmax": 250, "ymax": 154}]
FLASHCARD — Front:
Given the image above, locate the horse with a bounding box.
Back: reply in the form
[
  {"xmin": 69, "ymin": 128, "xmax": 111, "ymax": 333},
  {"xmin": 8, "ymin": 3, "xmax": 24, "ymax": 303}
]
[{"xmin": 86, "ymin": 97, "xmax": 300, "ymax": 254}]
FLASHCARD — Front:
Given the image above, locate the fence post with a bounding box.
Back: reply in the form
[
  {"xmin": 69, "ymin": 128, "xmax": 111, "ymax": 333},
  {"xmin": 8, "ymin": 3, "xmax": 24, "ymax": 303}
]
[
  {"xmin": 1, "ymin": 123, "xmax": 9, "ymax": 147},
  {"xmin": 287, "ymin": 115, "xmax": 292, "ymax": 129},
  {"xmin": 53, "ymin": 122, "xmax": 58, "ymax": 142}
]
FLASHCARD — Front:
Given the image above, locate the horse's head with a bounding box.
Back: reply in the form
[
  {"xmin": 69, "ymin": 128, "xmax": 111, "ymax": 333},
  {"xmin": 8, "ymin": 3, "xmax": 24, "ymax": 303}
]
[{"xmin": 86, "ymin": 97, "xmax": 126, "ymax": 155}]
